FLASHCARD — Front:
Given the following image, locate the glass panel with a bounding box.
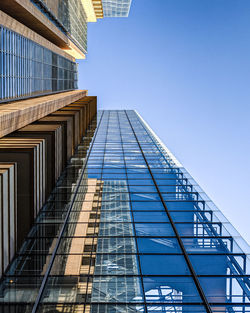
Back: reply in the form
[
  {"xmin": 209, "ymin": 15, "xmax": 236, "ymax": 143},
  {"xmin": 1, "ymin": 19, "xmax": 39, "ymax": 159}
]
[
  {"xmin": 132, "ymin": 202, "xmax": 165, "ymax": 211},
  {"xmin": 135, "ymin": 223, "xmax": 175, "ymax": 236},
  {"xmin": 199, "ymin": 277, "xmax": 250, "ymax": 303},
  {"xmin": 0, "ymin": 277, "xmax": 41, "ymax": 303},
  {"xmin": 137, "ymin": 237, "xmax": 181, "ymax": 253},
  {"xmin": 140, "ymin": 255, "xmax": 190, "ymax": 275},
  {"xmin": 147, "ymin": 305, "xmax": 206, "ymax": 312},
  {"xmin": 189, "ymin": 254, "xmax": 250, "ymax": 275},
  {"xmin": 133, "ymin": 211, "xmax": 169, "ymax": 222},
  {"xmin": 131, "ymin": 193, "xmax": 161, "ymax": 201},
  {"xmin": 96, "ymin": 237, "xmax": 137, "ymax": 253},
  {"xmin": 95, "ymin": 254, "xmax": 139, "ymax": 275},
  {"xmin": 210, "ymin": 305, "xmax": 250, "ymax": 312},
  {"xmin": 143, "ymin": 277, "xmax": 201, "ymax": 303},
  {"xmin": 90, "ymin": 276, "xmax": 144, "ymax": 303}
]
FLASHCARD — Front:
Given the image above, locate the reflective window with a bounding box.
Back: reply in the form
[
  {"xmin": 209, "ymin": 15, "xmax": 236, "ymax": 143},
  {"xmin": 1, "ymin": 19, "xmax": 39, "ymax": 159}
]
[
  {"xmin": 0, "ymin": 26, "xmax": 78, "ymax": 102},
  {"xmin": 1, "ymin": 110, "xmax": 249, "ymax": 313}
]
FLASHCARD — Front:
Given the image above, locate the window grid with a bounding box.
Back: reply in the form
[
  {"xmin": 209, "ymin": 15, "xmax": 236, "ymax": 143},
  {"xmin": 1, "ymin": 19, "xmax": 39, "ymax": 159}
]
[
  {"xmin": 31, "ymin": 0, "xmax": 88, "ymax": 53},
  {"xmin": 0, "ymin": 25, "xmax": 78, "ymax": 102},
  {"xmin": 102, "ymin": 0, "xmax": 132, "ymax": 17},
  {"xmin": 0, "ymin": 110, "xmax": 249, "ymax": 313}
]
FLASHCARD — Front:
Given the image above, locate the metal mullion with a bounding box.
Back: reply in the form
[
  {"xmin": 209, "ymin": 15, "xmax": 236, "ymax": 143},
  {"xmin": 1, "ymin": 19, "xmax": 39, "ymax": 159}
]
[
  {"xmin": 16, "ymin": 251, "xmax": 248, "ymax": 256},
  {"xmin": 124, "ymin": 110, "xmax": 213, "ymax": 313},
  {"xmin": 8, "ymin": 301, "xmax": 207, "ymax": 306},
  {"xmin": 25, "ymin": 235, "xmax": 232, "ymax": 239},
  {"xmin": 117, "ymin": 111, "xmax": 148, "ymax": 312},
  {"xmin": 5, "ymin": 273, "xmax": 250, "ymax": 278},
  {"xmin": 30, "ymin": 113, "xmax": 104, "ymax": 313}
]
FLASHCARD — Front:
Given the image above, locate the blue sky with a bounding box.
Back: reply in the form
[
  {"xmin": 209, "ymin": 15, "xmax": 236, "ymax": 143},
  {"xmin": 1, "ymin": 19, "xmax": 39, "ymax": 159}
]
[{"xmin": 78, "ymin": 0, "xmax": 250, "ymax": 244}]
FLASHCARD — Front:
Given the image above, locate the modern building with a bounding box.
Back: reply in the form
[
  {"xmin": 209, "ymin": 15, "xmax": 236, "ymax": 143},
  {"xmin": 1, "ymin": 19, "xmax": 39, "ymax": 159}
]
[
  {"xmin": 0, "ymin": 0, "xmax": 133, "ymax": 103},
  {"xmin": 0, "ymin": 0, "xmax": 88, "ymax": 60},
  {"xmin": 102, "ymin": 0, "xmax": 132, "ymax": 17},
  {"xmin": 0, "ymin": 109, "xmax": 249, "ymax": 313},
  {"xmin": 0, "ymin": 2, "xmax": 83, "ymax": 102}
]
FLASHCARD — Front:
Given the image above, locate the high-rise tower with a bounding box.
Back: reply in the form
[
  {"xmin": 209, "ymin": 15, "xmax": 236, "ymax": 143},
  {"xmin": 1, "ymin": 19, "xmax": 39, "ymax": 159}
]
[{"xmin": 0, "ymin": 110, "xmax": 249, "ymax": 313}]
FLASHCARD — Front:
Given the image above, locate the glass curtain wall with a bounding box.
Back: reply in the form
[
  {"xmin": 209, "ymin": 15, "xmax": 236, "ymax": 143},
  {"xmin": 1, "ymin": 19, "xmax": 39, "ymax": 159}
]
[
  {"xmin": 0, "ymin": 110, "xmax": 249, "ymax": 313},
  {"xmin": 31, "ymin": 0, "xmax": 88, "ymax": 54},
  {"xmin": 102, "ymin": 0, "xmax": 132, "ymax": 17},
  {"xmin": 0, "ymin": 25, "xmax": 78, "ymax": 102}
]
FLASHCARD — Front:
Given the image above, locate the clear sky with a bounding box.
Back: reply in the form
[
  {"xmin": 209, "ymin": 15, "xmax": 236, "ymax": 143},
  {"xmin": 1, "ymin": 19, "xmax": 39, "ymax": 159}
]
[{"xmin": 78, "ymin": 0, "xmax": 250, "ymax": 244}]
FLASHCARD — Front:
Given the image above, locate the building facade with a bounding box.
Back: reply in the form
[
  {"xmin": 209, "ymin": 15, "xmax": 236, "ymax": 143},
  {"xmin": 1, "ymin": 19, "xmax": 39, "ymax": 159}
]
[
  {"xmin": 0, "ymin": 110, "xmax": 249, "ymax": 313},
  {"xmin": 0, "ymin": 0, "xmax": 133, "ymax": 102},
  {"xmin": 0, "ymin": 0, "xmax": 88, "ymax": 59},
  {"xmin": 0, "ymin": 2, "xmax": 82, "ymax": 102},
  {"xmin": 102, "ymin": 0, "xmax": 132, "ymax": 17},
  {"xmin": 0, "ymin": 23, "xmax": 78, "ymax": 101}
]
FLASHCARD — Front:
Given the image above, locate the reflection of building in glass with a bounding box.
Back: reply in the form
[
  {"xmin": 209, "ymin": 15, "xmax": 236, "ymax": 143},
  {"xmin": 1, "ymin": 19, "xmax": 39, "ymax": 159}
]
[
  {"xmin": 0, "ymin": 110, "xmax": 249, "ymax": 313},
  {"xmin": 92, "ymin": 180, "xmax": 141, "ymax": 303},
  {"xmin": 102, "ymin": 0, "xmax": 132, "ymax": 17}
]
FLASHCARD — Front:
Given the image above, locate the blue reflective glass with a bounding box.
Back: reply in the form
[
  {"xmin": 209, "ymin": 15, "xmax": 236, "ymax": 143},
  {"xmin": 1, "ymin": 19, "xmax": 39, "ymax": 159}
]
[
  {"xmin": 143, "ymin": 277, "xmax": 201, "ymax": 303},
  {"xmin": 165, "ymin": 201, "xmax": 198, "ymax": 211},
  {"xmin": 135, "ymin": 223, "xmax": 175, "ymax": 236},
  {"xmin": 132, "ymin": 202, "xmax": 165, "ymax": 211},
  {"xmin": 147, "ymin": 305, "xmax": 206, "ymax": 312},
  {"xmin": 128, "ymin": 179, "xmax": 155, "ymax": 186},
  {"xmin": 137, "ymin": 237, "xmax": 181, "ymax": 253},
  {"xmin": 133, "ymin": 211, "xmax": 169, "ymax": 222},
  {"xmin": 140, "ymin": 255, "xmax": 190, "ymax": 275},
  {"xmin": 189, "ymin": 255, "xmax": 247, "ymax": 275},
  {"xmin": 131, "ymin": 193, "xmax": 161, "ymax": 201},
  {"xmin": 129, "ymin": 185, "xmax": 157, "ymax": 193}
]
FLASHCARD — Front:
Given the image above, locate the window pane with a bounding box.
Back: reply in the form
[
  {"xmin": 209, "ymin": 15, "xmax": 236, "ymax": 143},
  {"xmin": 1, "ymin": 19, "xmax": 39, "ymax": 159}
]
[
  {"xmin": 143, "ymin": 277, "xmax": 201, "ymax": 303},
  {"xmin": 140, "ymin": 255, "xmax": 190, "ymax": 275},
  {"xmin": 137, "ymin": 237, "xmax": 181, "ymax": 253}
]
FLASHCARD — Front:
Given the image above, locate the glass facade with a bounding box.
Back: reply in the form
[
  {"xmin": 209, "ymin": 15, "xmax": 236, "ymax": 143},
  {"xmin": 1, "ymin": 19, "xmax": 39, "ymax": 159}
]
[
  {"xmin": 102, "ymin": 0, "xmax": 132, "ymax": 17},
  {"xmin": 0, "ymin": 110, "xmax": 249, "ymax": 313},
  {"xmin": 31, "ymin": 0, "xmax": 88, "ymax": 53},
  {"xmin": 0, "ymin": 25, "xmax": 78, "ymax": 102}
]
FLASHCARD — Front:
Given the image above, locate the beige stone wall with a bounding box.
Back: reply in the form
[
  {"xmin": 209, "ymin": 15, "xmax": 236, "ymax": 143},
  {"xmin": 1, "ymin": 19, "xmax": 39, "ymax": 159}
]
[{"xmin": 0, "ymin": 90, "xmax": 88, "ymax": 138}]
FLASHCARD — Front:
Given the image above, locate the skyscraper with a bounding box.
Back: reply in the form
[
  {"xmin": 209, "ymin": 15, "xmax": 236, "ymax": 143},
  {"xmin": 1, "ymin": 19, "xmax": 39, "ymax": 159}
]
[{"xmin": 0, "ymin": 110, "xmax": 249, "ymax": 313}]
